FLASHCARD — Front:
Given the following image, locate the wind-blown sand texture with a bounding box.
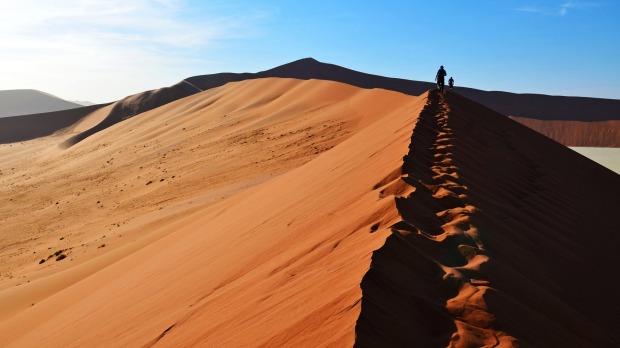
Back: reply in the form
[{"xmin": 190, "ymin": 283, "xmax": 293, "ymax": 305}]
[{"xmin": 1, "ymin": 76, "xmax": 619, "ymax": 347}]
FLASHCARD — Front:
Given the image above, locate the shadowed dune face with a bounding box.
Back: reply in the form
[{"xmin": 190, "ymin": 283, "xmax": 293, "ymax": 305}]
[
  {"xmin": 0, "ymin": 103, "xmax": 111, "ymax": 144},
  {"xmin": 456, "ymin": 88, "xmax": 620, "ymax": 122},
  {"xmin": 441, "ymin": 93, "xmax": 620, "ymax": 346},
  {"xmin": 355, "ymin": 90, "xmax": 619, "ymax": 347}
]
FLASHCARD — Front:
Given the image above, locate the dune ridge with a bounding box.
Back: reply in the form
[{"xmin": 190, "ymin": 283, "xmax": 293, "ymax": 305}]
[
  {"xmin": 50, "ymin": 58, "xmax": 618, "ymax": 149},
  {"xmin": 355, "ymin": 90, "xmax": 620, "ymax": 347},
  {"xmin": 510, "ymin": 116, "xmax": 620, "ymax": 147},
  {"xmin": 0, "ymin": 103, "xmax": 111, "ymax": 144},
  {"xmin": 356, "ymin": 91, "xmax": 516, "ymax": 347}
]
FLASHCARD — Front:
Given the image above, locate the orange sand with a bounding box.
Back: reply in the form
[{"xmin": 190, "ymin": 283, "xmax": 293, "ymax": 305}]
[{"xmin": 510, "ymin": 117, "xmax": 620, "ymax": 147}]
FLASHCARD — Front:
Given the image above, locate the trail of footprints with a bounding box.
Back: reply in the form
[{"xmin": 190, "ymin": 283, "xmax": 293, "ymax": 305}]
[
  {"xmin": 356, "ymin": 92, "xmax": 514, "ymax": 346},
  {"xmin": 395, "ymin": 92, "xmax": 511, "ymax": 345}
]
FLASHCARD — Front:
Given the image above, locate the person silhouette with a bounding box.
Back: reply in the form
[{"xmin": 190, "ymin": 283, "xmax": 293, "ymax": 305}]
[
  {"xmin": 448, "ymin": 77, "xmax": 454, "ymax": 91},
  {"xmin": 436, "ymin": 66, "xmax": 447, "ymax": 93}
]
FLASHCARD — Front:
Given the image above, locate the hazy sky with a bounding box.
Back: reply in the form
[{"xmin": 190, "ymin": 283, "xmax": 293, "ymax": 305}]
[{"xmin": 0, "ymin": 0, "xmax": 618, "ymax": 103}]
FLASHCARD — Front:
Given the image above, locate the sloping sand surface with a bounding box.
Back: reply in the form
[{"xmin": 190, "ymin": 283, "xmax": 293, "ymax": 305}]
[
  {"xmin": 0, "ymin": 78, "xmax": 415, "ymax": 342},
  {"xmin": 1, "ymin": 77, "xmax": 619, "ymax": 347},
  {"xmin": 0, "ymin": 81, "xmax": 425, "ymax": 346},
  {"xmin": 0, "ymin": 77, "xmax": 411, "ymax": 285}
]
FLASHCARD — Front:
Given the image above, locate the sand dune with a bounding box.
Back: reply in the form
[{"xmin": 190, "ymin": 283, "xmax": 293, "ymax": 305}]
[
  {"xmin": 0, "ymin": 78, "xmax": 411, "ymax": 330},
  {"xmin": 457, "ymin": 88, "xmax": 620, "ymax": 122},
  {"xmin": 1, "ymin": 76, "xmax": 619, "ymax": 346},
  {"xmin": 510, "ymin": 116, "xmax": 620, "ymax": 147},
  {"xmin": 0, "ymin": 104, "xmax": 111, "ymax": 144},
  {"xmin": 356, "ymin": 91, "xmax": 620, "ymax": 347}
]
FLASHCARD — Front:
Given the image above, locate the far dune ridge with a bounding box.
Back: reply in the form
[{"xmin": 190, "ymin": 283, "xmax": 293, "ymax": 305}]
[
  {"xmin": 11, "ymin": 58, "xmax": 612, "ymax": 149},
  {"xmin": 510, "ymin": 116, "xmax": 620, "ymax": 147},
  {"xmin": 0, "ymin": 89, "xmax": 83, "ymax": 118},
  {"xmin": 0, "ymin": 78, "xmax": 619, "ymax": 347}
]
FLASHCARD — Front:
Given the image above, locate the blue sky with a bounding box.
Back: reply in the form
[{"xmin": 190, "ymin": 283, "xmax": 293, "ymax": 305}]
[{"xmin": 0, "ymin": 0, "xmax": 618, "ymax": 103}]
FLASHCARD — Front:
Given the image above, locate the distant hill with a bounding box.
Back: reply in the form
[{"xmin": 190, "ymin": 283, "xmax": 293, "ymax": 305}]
[{"xmin": 0, "ymin": 89, "xmax": 83, "ymax": 118}]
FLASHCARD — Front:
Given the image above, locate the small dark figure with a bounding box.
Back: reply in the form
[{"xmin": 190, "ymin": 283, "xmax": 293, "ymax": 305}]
[
  {"xmin": 448, "ymin": 77, "xmax": 454, "ymax": 91},
  {"xmin": 436, "ymin": 65, "xmax": 447, "ymax": 92}
]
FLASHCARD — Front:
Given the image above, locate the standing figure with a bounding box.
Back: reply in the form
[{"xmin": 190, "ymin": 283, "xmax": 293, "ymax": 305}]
[
  {"xmin": 436, "ymin": 65, "xmax": 447, "ymax": 93},
  {"xmin": 448, "ymin": 77, "xmax": 454, "ymax": 91}
]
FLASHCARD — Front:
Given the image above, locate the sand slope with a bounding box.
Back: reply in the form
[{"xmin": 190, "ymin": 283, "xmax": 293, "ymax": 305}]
[
  {"xmin": 0, "ymin": 77, "xmax": 411, "ymax": 286},
  {"xmin": 0, "ymin": 80, "xmax": 424, "ymax": 346}
]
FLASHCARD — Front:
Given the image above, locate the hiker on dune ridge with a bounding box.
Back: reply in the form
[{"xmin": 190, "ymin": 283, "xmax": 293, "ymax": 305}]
[{"xmin": 436, "ymin": 65, "xmax": 447, "ymax": 93}]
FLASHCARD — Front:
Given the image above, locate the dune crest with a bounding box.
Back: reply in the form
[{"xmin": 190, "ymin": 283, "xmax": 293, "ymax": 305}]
[
  {"xmin": 356, "ymin": 91, "xmax": 619, "ymax": 347},
  {"xmin": 356, "ymin": 92, "xmax": 517, "ymax": 347}
]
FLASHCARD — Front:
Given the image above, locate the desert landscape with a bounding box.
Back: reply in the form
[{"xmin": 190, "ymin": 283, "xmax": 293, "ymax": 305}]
[{"xmin": 0, "ymin": 56, "xmax": 619, "ymax": 347}]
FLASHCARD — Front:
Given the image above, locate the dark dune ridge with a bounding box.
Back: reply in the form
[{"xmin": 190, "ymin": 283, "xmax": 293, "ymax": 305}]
[
  {"xmin": 509, "ymin": 116, "xmax": 620, "ymax": 147},
  {"xmin": 55, "ymin": 58, "xmax": 619, "ymax": 148},
  {"xmin": 355, "ymin": 90, "xmax": 620, "ymax": 347},
  {"xmin": 0, "ymin": 103, "xmax": 111, "ymax": 144}
]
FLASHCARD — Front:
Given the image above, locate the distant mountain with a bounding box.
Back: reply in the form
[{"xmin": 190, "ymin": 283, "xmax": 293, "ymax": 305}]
[{"xmin": 0, "ymin": 89, "xmax": 83, "ymax": 118}]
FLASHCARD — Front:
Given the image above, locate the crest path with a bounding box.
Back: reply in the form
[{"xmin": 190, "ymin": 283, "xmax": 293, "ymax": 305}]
[{"xmin": 355, "ymin": 91, "xmax": 620, "ymax": 347}]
